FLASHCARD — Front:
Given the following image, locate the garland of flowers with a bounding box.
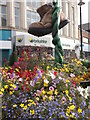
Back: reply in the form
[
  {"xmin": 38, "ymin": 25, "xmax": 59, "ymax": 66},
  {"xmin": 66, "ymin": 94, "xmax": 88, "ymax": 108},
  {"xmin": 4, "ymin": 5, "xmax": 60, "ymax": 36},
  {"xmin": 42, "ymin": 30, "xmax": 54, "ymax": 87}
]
[{"xmin": 52, "ymin": 0, "xmax": 63, "ymax": 64}]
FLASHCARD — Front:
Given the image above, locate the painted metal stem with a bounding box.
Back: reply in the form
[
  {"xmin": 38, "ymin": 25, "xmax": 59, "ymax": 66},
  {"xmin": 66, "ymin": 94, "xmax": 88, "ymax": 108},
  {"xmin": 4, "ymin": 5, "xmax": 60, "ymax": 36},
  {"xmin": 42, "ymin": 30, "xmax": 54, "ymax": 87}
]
[{"xmin": 52, "ymin": 0, "xmax": 63, "ymax": 64}]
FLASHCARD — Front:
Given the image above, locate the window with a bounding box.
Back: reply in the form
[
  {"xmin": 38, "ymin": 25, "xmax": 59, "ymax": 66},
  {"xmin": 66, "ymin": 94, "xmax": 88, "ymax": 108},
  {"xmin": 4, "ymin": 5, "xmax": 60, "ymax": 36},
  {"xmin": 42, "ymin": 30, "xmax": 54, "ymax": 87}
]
[
  {"xmin": 27, "ymin": 10, "xmax": 40, "ymax": 28},
  {"xmin": 46, "ymin": 0, "xmax": 52, "ymax": 4},
  {"xmin": 26, "ymin": 0, "xmax": 32, "ymax": 8},
  {"xmin": 31, "ymin": 12, "xmax": 37, "ymax": 23},
  {"xmin": 27, "ymin": 0, "xmax": 41, "ymax": 9},
  {"xmin": 0, "ymin": 5, "xmax": 7, "ymax": 26},
  {"xmin": 14, "ymin": 2, "xmax": 20, "ymax": 28},
  {"xmin": 27, "ymin": 10, "xmax": 31, "ymax": 28},
  {"xmin": 0, "ymin": 0, "xmax": 7, "ymax": 5},
  {"xmin": 66, "ymin": 2, "xmax": 69, "ymax": 36},
  {"xmin": 72, "ymin": 7, "xmax": 74, "ymax": 38},
  {"xmin": 83, "ymin": 37, "xmax": 88, "ymax": 43}
]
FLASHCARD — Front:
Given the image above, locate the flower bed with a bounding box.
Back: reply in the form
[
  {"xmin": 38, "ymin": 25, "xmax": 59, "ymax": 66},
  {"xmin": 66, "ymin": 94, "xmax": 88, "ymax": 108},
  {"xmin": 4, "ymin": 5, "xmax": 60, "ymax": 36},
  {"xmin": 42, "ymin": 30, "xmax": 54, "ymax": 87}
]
[{"xmin": 0, "ymin": 56, "xmax": 90, "ymax": 119}]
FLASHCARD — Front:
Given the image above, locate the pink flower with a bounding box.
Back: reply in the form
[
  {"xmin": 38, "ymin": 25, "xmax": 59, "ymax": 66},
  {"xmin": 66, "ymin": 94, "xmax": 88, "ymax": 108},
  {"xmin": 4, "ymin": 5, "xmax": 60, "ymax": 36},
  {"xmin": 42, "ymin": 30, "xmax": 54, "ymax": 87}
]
[
  {"xmin": 70, "ymin": 73, "xmax": 75, "ymax": 78},
  {"xmin": 37, "ymin": 90, "xmax": 42, "ymax": 95},
  {"xmin": 49, "ymin": 86, "xmax": 54, "ymax": 91},
  {"xmin": 33, "ymin": 93, "xmax": 37, "ymax": 97},
  {"xmin": 61, "ymin": 97, "xmax": 66, "ymax": 103},
  {"xmin": 41, "ymin": 87, "xmax": 44, "ymax": 91}
]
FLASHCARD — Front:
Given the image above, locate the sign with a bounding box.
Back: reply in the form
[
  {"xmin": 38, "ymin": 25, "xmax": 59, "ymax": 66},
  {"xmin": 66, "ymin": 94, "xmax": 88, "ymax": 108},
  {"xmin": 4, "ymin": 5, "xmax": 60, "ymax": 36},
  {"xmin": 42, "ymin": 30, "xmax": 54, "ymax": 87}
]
[
  {"xmin": 16, "ymin": 32, "xmax": 79, "ymax": 50},
  {"xmin": 0, "ymin": 41, "xmax": 11, "ymax": 49},
  {"xmin": 60, "ymin": 37, "xmax": 75, "ymax": 50},
  {"xmin": 16, "ymin": 34, "xmax": 54, "ymax": 48},
  {"xmin": 83, "ymin": 43, "xmax": 88, "ymax": 52}
]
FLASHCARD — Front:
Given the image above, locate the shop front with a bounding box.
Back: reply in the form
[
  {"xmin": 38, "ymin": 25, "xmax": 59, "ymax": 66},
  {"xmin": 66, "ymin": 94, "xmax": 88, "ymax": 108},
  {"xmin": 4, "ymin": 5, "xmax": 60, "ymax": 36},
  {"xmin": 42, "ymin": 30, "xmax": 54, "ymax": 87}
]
[
  {"xmin": 15, "ymin": 32, "xmax": 80, "ymax": 59},
  {"xmin": 0, "ymin": 29, "xmax": 12, "ymax": 66}
]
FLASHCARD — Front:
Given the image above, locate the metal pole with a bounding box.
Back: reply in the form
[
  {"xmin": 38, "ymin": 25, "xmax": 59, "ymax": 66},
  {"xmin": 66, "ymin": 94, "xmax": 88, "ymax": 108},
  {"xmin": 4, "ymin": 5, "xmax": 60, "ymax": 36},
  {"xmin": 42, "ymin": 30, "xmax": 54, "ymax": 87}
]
[{"xmin": 80, "ymin": 6, "xmax": 83, "ymax": 58}]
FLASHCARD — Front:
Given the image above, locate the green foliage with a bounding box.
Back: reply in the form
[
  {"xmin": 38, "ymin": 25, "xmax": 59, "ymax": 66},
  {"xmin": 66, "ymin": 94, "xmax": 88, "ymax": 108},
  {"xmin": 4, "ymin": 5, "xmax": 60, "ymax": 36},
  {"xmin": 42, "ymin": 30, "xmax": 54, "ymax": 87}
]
[
  {"xmin": 9, "ymin": 43, "xmax": 17, "ymax": 66},
  {"xmin": 81, "ymin": 60, "xmax": 90, "ymax": 68}
]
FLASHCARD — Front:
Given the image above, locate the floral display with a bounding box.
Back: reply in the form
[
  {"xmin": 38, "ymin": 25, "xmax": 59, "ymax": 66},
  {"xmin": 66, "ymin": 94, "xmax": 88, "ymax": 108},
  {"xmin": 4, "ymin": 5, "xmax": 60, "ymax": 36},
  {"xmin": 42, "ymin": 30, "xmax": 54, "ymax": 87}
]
[{"xmin": 0, "ymin": 51, "xmax": 90, "ymax": 119}]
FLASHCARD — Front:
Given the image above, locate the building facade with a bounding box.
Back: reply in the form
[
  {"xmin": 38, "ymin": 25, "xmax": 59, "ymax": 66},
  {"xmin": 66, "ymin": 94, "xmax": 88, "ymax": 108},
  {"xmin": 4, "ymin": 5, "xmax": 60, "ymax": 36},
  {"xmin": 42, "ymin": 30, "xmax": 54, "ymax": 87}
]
[
  {"xmin": 0, "ymin": 0, "xmax": 79, "ymax": 66},
  {"xmin": 78, "ymin": 23, "xmax": 90, "ymax": 60}
]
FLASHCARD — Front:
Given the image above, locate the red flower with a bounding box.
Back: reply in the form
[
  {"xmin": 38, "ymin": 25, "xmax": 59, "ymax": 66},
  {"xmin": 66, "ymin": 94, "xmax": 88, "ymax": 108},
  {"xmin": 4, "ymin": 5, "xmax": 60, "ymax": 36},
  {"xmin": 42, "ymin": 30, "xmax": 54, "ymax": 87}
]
[
  {"xmin": 34, "ymin": 66, "xmax": 37, "ymax": 70},
  {"xmin": 22, "ymin": 85, "xmax": 24, "ymax": 91},
  {"xmin": 27, "ymin": 87, "xmax": 30, "ymax": 91},
  {"xmin": 54, "ymin": 71, "xmax": 57, "ymax": 76},
  {"xmin": 72, "ymin": 81, "xmax": 76, "ymax": 87},
  {"xmin": 41, "ymin": 69, "xmax": 43, "ymax": 74}
]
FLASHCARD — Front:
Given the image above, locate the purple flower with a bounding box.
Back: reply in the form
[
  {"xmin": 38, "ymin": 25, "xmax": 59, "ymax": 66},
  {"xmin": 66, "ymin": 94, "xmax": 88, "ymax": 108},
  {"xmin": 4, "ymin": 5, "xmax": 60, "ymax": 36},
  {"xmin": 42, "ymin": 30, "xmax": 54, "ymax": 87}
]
[
  {"xmin": 55, "ymin": 78, "xmax": 59, "ymax": 84},
  {"xmin": 70, "ymin": 73, "xmax": 75, "ymax": 78},
  {"xmin": 82, "ymin": 111, "xmax": 85, "ymax": 117},
  {"xmin": 14, "ymin": 86, "xmax": 18, "ymax": 91}
]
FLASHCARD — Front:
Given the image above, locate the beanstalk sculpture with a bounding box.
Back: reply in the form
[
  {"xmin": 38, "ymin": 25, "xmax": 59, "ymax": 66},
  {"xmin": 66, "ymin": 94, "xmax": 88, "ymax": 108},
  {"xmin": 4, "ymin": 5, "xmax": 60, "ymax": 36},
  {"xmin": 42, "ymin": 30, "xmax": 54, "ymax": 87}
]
[{"xmin": 52, "ymin": 0, "xmax": 63, "ymax": 64}]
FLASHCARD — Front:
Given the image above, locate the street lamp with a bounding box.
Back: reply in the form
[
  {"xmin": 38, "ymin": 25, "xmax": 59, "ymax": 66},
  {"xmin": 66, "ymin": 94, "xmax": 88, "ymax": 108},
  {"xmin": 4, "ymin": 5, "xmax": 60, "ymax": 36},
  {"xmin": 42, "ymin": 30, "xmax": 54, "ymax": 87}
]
[{"xmin": 78, "ymin": 0, "xmax": 85, "ymax": 58}]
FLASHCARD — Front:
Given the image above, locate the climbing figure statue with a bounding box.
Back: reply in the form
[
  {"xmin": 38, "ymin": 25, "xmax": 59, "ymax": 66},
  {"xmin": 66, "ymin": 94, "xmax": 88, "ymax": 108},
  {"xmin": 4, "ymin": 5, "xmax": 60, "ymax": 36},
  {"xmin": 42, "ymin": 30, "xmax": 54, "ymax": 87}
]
[{"xmin": 28, "ymin": 0, "xmax": 69, "ymax": 64}]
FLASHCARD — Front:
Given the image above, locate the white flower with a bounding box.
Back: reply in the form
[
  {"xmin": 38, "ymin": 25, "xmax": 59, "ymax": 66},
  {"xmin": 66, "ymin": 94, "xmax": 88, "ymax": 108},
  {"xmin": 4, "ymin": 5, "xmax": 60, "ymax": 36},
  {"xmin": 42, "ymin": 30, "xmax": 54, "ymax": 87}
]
[
  {"xmin": 49, "ymin": 71, "xmax": 56, "ymax": 79},
  {"xmin": 59, "ymin": 76, "xmax": 63, "ymax": 80},
  {"xmin": 44, "ymin": 78, "xmax": 49, "ymax": 84},
  {"xmin": 19, "ymin": 78, "xmax": 22, "ymax": 82},
  {"xmin": 77, "ymin": 86, "xmax": 89, "ymax": 99}
]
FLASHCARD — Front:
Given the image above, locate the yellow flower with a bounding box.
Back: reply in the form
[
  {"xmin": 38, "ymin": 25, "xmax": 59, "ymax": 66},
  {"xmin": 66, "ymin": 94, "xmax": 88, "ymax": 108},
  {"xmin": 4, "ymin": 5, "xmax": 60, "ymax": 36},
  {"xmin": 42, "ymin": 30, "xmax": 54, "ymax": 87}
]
[
  {"xmin": 64, "ymin": 64, "xmax": 67, "ymax": 67},
  {"xmin": 70, "ymin": 105, "xmax": 75, "ymax": 110},
  {"xmin": 47, "ymin": 66, "xmax": 49, "ymax": 70},
  {"xmin": 70, "ymin": 69, "xmax": 73, "ymax": 72},
  {"xmin": 70, "ymin": 114, "xmax": 74, "ymax": 118},
  {"xmin": 69, "ymin": 97, "xmax": 72, "ymax": 102},
  {"xmin": 36, "ymin": 97, "xmax": 39, "ymax": 101},
  {"xmin": 15, "ymin": 68, "xmax": 19, "ymax": 72},
  {"xmin": 80, "ymin": 78, "xmax": 84, "ymax": 81},
  {"xmin": 66, "ymin": 112, "xmax": 69, "ymax": 117},
  {"xmin": 10, "ymin": 87, "xmax": 13, "ymax": 90},
  {"xmin": 36, "ymin": 82, "xmax": 40, "ymax": 84},
  {"xmin": 2, "ymin": 106, "xmax": 6, "ymax": 109},
  {"xmin": 43, "ymin": 96, "xmax": 45, "ymax": 102},
  {"xmin": 30, "ymin": 110, "xmax": 35, "ymax": 115},
  {"xmin": 5, "ymin": 67, "xmax": 8, "ymax": 70},
  {"xmin": 66, "ymin": 79, "xmax": 69, "ymax": 83},
  {"xmin": 10, "ymin": 84, "xmax": 13, "ymax": 87},
  {"xmin": 13, "ymin": 84, "xmax": 17, "ymax": 89},
  {"xmin": 28, "ymin": 103, "xmax": 31, "ymax": 107},
  {"xmin": 65, "ymin": 68, "xmax": 69, "ymax": 72},
  {"xmin": 67, "ymin": 107, "xmax": 71, "ymax": 114},
  {"xmin": 7, "ymin": 80, "xmax": 11, "ymax": 83},
  {"xmin": 10, "ymin": 91, "xmax": 13, "ymax": 95},
  {"xmin": 13, "ymin": 104, "xmax": 17, "ymax": 108},
  {"xmin": 44, "ymin": 79, "xmax": 49, "ymax": 87},
  {"xmin": 44, "ymin": 83, "xmax": 48, "ymax": 87},
  {"xmin": 32, "ymin": 101, "xmax": 35, "ymax": 105},
  {"xmin": 1, "ymin": 88, "xmax": 4, "ymax": 92},
  {"xmin": 65, "ymin": 90, "xmax": 68, "ymax": 95},
  {"xmin": 78, "ymin": 107, "xmax": 82, "ymax": 114},
  {"xmin": 42, "ymin": 90, "xmax": 46, "ymax": 95},
  {"xmin": 75, "ymin": 59, "xmax": 77, "ymax": 62},
  {"xmin": 55, "ymin": 89, "xmax": 58, "ymax": 95},
  {"xmin": 72, "ymin": 60, "xmax": 73, "ymax": 62},
  {"xmin": 77, "ymin": 61, "xmax": 82, "ymax": 65},
  {"xmin": 0, "ymin": 92, "xmax": 3, "ymax": 95},
  {"xmin": 47, "ymin": 91, "xmax": 53, "ymax": 95},
  {"xmin": 20, "ymin": 103, "xmax": 24, "ymax": 108},
  {"xmin": 23, "ymin": 105, "xmax": 27, "ymax": 110},
  {"xmin": 28, "ymin": 99, "xmax": 33, "ymax": 102},
  {"xmin": 4, "ymin": 85, "xmax": 8, "ymax": 89},
  {"xmin": 49, "ymin": 96, "xmax": 53, "ymax": 101},
  {"xmin": 32, "ymin": 110, "xmax": 35, "ymax": 115}
]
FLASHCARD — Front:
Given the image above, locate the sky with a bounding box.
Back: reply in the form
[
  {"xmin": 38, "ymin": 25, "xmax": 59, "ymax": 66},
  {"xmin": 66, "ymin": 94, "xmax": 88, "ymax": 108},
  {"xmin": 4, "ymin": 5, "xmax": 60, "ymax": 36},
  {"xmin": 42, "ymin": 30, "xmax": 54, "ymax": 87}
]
[{"xmin": 78, "ymin": 0, "xmax": 90, "ymax": 25}]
